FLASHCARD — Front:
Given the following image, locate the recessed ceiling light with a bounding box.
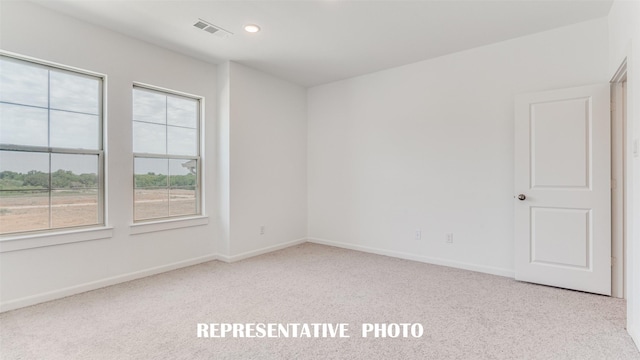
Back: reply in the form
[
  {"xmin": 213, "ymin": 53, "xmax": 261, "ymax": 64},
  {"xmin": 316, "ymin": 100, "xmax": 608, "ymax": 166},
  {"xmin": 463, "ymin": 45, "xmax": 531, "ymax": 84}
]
[{"xmin": 244, "ymin": 24, "xmax": 261, "ymax": 33}]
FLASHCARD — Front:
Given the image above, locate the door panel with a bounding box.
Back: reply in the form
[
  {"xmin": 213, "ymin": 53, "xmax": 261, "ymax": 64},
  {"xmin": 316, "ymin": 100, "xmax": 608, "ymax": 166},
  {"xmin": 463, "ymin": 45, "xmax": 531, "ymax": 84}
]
[
  {"xmin": 531, "ymin": 207, "xmax": 589, "ymax": 269},
  {"xmin": 514, "ymin": 84, "xmax": 611, "ymax": 295},
  {"xmin": 531, "ymin": 98, "xmax": 590, "ymax": 188}
]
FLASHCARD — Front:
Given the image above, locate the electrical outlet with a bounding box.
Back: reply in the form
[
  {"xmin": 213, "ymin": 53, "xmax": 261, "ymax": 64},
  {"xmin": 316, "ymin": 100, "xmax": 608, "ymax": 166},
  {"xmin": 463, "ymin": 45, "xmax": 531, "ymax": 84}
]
[
  {"xmin": 634, "ymin": 139, "xmax": 639, "ymax": 158},
  {"xmin": 415, "ymin": 230, "xmax": 421, "ymax": 241},
  {"xmin": 260, "ymin": 225, "xmax": 265, "ymax": 235},
  {"xmin": 446, "ymin": 233, "xmax": 454, "ymax": 244}
]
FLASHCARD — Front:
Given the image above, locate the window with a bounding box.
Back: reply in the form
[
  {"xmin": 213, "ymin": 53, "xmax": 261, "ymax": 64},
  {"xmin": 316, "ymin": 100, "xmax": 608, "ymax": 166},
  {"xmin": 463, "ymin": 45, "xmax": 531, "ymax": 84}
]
[
  {"xmin": 132, "ymin": 85, "xmax": 201, "ymax": 222},
  {"xmin": 0, "ymin": 55, "xmax": 104, "ymax": 235}
]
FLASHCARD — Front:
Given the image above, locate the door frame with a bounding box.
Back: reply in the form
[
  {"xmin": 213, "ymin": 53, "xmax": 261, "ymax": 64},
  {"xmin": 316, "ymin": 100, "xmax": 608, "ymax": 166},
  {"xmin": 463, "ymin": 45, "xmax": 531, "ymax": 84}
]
[{"xmin": 611, "ymin": 59, "xmax": 627, "ymax": 299}]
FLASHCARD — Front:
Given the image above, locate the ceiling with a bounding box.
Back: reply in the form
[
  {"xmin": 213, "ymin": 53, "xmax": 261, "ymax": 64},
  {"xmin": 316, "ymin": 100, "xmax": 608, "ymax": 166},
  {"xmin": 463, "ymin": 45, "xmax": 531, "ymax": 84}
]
[{"xmin": 33, "ymin": 0, "xmax": 613, "ymax": 87}]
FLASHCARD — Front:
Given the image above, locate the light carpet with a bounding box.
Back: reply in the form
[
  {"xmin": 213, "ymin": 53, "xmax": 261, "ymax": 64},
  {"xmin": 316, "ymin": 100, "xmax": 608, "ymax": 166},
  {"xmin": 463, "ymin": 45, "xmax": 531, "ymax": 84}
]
[{"xmin": 1, "ymin": 243, "xmax": 638, "ymax": 359}]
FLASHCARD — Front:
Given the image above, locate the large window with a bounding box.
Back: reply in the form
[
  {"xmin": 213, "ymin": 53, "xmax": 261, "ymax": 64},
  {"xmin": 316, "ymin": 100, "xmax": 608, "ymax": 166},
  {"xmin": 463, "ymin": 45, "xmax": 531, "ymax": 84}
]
[
  {"xmin": 0, "ymin": 55, "xmax": 104, "ymax": 235},
  {"xmin": 132, "ymin": 85, "xmax": 201, "ymax": 222}
]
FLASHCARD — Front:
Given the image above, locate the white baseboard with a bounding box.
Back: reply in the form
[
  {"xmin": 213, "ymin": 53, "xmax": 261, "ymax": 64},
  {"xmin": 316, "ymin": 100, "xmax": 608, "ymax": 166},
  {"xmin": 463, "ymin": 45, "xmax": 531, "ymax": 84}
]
[
  {"xmin": 217, "ymin": 238, "xmax": 307, "ymax": 263},
  {"xmin": 307, "ymin": 237, "xmax": 514, "ymax": 278},
  {"xmin": 0, "ymin": 253, "xmax": 218, "ymax": 313},
  {"xmin": 1, "ymin": 236, "xmax": 514, "ymax": 313}
]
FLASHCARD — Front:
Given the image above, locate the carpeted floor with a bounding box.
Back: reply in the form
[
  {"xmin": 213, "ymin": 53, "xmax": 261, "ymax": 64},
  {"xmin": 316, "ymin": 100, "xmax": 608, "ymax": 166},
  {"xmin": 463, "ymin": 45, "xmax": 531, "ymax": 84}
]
[{"xmin": 1, "ymin": 243, "xmax": 638, "ymax": 359}]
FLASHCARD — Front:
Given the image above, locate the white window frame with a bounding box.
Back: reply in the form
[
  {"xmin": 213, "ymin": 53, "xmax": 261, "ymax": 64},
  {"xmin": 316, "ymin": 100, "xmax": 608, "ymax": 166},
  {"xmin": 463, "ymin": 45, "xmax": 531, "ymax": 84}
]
[
  {"xmin": 131, "ymin": 83, "xmax": 203, "ymax": 224},
  {"xmin": 0, "ymin": 52, "xmax": 107, "ymax": 244}
]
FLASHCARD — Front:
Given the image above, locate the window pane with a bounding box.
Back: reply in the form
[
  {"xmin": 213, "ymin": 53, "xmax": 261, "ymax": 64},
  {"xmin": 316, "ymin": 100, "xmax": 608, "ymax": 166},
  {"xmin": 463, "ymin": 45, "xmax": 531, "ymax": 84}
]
[
  {"xmin": 0, "ymin": 190, "xmax": 49, "ymax": 234},
  {"xmin": 51, "ymin": 153, "xmax": 98, "ymax": 190},
  {"xmin": 134, "ymin": 188, "xmax": 169, "ymax": 220},
  {"xmin": 167, "ymin": 126, "xmax": 197, "ymax": 156},
  {"xmin": 51, "ymin": 153, "xmax": 100, "ymax": 227},
  {"xmin": 133, "ymin": 89, "xmax": 166, "ymax": 124},
  {"xmin": 169, "ymin": 159, "xmax": 197, "ymax": 216},
  {"xmin": 134, "ymin": 157, "xmax": 167, "ymax": 187},
  {"xmin": 134, "ymin": 157, "xmax": 168, "ymax": 220},
  {"xmin": 167, "ymin": 96, "xmax": 197, "ymax": 128},
  {"xmin": 51, "ymin": 188, "xmax": 98, "ymax": 229},
  {"xmin": 133, "ymin": 121, "xmax": 166, "ymax": 154},
  {"xmin": 0, "ymin": 103, "xmax": 48, "ymax": 147},
  {"xmin": 50, "ymin": 110, "xmax": 99, "ymax": 150},
  {"xmin": 0, "ymin": 151, "xmax": 49, "ymax": 190},
  {"xmin": 0, "ymin": 57, "xmax": 48, "ymax": 108},
  {"xmin": 169, "ymin": 158, "xmax": 197, "ymax": 183},
  {"xmin": 50, "ymin": 70, "xmax": 100, "ymax": 115},
  {"xmin": 169, "ymin": 187, "xmax": 196, "ymax": 216}
]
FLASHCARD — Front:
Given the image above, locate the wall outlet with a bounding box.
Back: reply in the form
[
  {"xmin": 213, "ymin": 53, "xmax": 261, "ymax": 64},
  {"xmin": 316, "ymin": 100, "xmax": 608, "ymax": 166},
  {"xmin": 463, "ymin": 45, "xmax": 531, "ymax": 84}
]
[
  {"xmin": 260, "ymin": 225, "xmax": 265, "ymax": 235},
  {"xmin": 634, "ymin": 139, "xmax": 639, "ymax": 158},
  {"xmin": 415, "ymin": 230, "xmax": 421, "ymax": 241},
  {"xmin": 446, "ymin": 233, "xmax": 454, "ymax": 244}
]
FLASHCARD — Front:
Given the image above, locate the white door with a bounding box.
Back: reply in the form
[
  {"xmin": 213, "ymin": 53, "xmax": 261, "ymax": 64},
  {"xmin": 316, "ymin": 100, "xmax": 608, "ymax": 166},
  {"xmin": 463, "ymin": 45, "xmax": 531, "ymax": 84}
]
[{"xmin": 514, "ymin": 84, "xmax": 611, "ymax": 295}]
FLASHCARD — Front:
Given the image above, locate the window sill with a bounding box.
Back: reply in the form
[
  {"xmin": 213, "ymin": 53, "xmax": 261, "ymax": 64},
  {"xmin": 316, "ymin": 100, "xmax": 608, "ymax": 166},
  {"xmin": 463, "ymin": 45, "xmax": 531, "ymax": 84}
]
[
  {"xmin": 0, "ymin": 226, "xmax": 114, "ymax": 253},
  {"xmin": 129, "ymin": 216, "xmax": 209, "ymax": 235}
]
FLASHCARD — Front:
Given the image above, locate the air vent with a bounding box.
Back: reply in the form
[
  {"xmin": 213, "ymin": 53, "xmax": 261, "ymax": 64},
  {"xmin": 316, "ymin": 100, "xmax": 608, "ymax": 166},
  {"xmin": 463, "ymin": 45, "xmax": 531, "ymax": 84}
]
[
  {"xmin": 193, "ymin": 21, "xmax": 208, "ymax": 30},
  {"xmin": 193, "ymin": 18, "xmax": 232, "ymax": 38}
]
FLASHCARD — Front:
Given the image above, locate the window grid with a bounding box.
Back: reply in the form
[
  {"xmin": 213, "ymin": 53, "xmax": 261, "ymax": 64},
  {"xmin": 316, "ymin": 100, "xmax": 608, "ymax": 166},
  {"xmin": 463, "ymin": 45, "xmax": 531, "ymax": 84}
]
[
  {"xmin": 132, "ymin": 85, "xmax": 201, "ymax": 222},
  {"xmin": 0, "ymin": 55, "xmax": 104, "ymax": 235}
]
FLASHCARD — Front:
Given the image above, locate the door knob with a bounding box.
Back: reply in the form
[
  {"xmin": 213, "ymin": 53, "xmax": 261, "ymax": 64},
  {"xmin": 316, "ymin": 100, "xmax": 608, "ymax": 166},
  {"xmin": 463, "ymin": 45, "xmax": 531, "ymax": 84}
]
[{"xmin": 517, "ymin": 194, "xmax": 526, "ymax": 201}]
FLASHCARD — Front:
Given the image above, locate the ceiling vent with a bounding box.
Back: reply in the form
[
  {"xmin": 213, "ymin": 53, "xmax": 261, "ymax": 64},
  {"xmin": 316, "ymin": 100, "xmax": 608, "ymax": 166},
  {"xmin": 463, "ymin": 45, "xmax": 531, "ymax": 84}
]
[{"xmin": 193, "ymin": 19, "xmax": 232, "ymax": 38}]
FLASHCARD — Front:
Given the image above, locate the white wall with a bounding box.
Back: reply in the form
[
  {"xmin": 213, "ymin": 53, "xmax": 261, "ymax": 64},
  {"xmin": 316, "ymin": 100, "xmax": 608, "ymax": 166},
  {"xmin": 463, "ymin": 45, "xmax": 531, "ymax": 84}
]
[
  {"xmin": 608, "ymin": 0, "xmax": 640, "ymax": 346},
  {"xmin": 223, "ymin": 62, "xmax": 308, "ymax": 259},
  {"xmin": 308, "ymin": 18, "xmax": 610, "ymax": 277},
  {"xmin": 0, "ymin": 1, "xmax": 220, "ymax": 310}
]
